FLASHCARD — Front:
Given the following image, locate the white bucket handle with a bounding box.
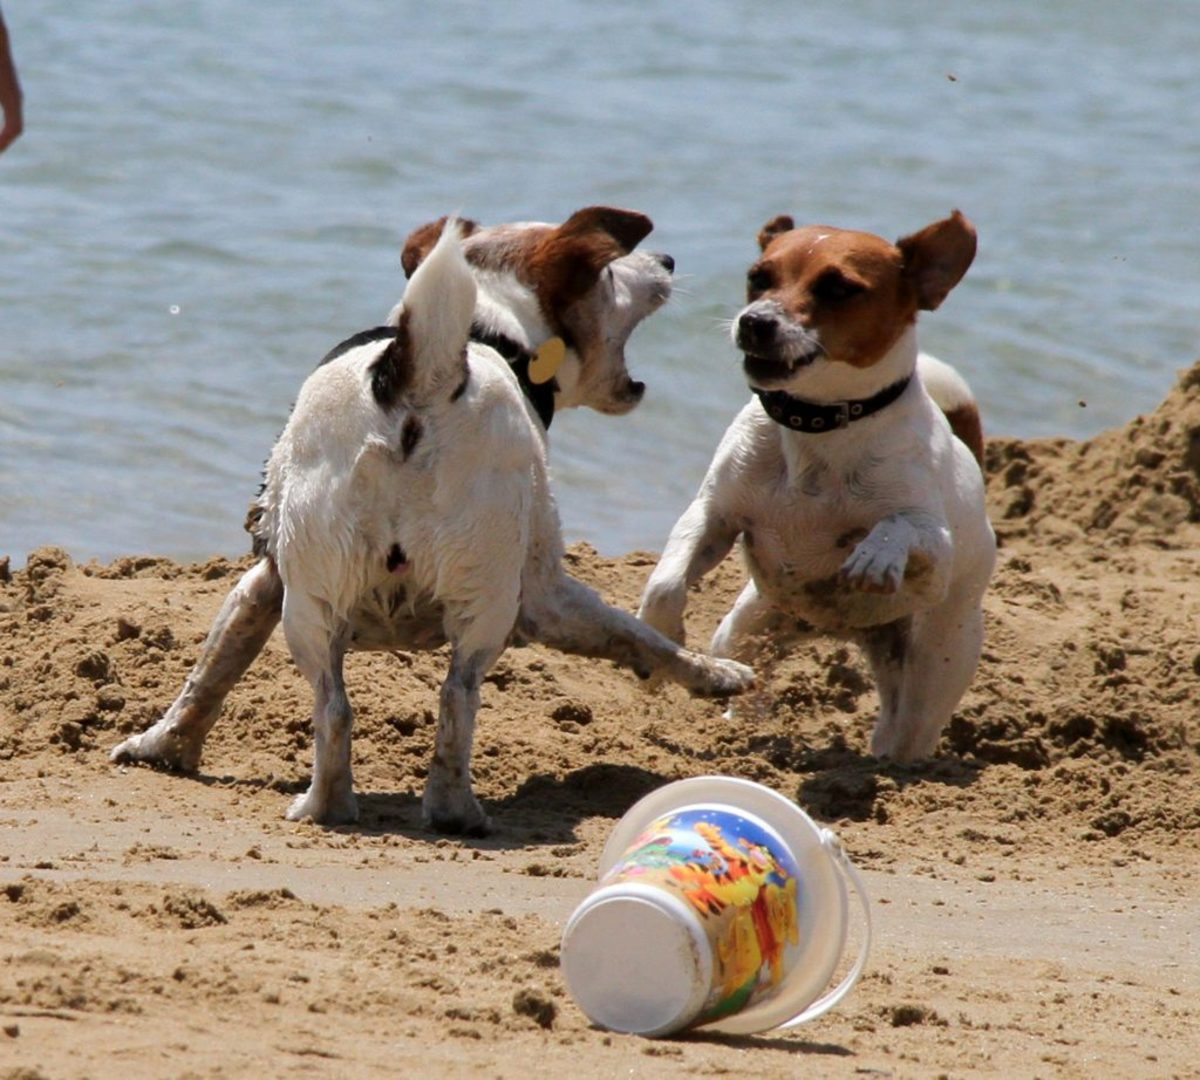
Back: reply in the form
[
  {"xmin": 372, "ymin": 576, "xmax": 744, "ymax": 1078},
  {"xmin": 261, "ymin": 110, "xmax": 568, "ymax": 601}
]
[{"xmin": 780, "ymin": 828, "xmax": 873, "ymax": 1029}]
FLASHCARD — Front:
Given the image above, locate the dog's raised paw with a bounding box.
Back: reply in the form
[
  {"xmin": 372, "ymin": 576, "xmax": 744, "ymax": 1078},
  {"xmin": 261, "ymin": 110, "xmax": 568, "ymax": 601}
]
[{"xmin": 840, "ymin": 544, "xmax": 905, "ymax": 595}]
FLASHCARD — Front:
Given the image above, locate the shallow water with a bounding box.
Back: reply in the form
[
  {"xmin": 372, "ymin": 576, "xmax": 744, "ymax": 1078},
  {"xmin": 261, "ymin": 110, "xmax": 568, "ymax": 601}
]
[{"xmin": 2, "ymin": 1, "xmax": 1197, "ymax": 565}]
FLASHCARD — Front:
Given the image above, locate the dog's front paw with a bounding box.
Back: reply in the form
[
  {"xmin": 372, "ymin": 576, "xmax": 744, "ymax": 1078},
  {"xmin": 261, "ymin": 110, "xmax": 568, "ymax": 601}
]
[
  {"xmin": 840, "ymin": 537, "xmax": 907, "ymax": 595},
  {"xmin": 110, "ymin": 724, "xmax": 203, "ymax": 772},
  {"xmin": 286, "ymin": 785, "xmax": 359, "ymax": 826}
]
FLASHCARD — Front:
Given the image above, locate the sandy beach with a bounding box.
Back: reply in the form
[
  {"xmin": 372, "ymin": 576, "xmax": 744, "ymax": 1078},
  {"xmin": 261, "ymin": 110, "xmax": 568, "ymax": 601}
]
[{"xmin": 2, "ymin": 364, "xmax": 1198, "ymax": 1079}]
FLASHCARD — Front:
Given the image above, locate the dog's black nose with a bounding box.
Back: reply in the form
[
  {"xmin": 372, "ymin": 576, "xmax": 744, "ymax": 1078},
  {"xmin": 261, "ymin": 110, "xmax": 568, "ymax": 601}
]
[
  {"xmin": 738, "ymin": 311, "xmax": 777, "ymax": 348},
  {"xmin": 657, "ymin": 253, "xmax": 675, "ymax": 273}
]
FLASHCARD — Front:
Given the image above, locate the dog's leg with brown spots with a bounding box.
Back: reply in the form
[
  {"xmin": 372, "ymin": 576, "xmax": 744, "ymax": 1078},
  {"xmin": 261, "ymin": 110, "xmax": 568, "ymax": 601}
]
[
  {"xmin": 111, "ymin": 558, "xmax": 282, "ymax": 771},
  {"xmin": 520, "ymin": 572, "xmax": 755, "ymax": 696}
]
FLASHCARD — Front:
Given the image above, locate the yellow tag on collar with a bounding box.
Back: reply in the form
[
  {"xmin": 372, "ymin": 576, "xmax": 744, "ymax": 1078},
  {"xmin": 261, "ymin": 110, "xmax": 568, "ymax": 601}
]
[{"xmin": 528, "ymin": 337, "xmax": 565, "ymax": 385}]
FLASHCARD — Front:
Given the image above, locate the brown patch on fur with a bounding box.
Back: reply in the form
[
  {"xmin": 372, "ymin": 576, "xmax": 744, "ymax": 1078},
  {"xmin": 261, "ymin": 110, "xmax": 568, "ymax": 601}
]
[
  {"xmin": 525, "ymin": 207, "xmax": 653, "ymax": 333},
  {"xmin": 559, "ymin": 206, "xmax": 653, "ymax": 253},
  {"xmin": 896, "ymin": 210, "xmax": 977, "ymax": 312},
  {"xmin": 757, "ymin": 214, "xmax": 795, "ymax": 251},
  {"xmin": 903, "ymin": 549, "xmax": 934, "ymax": 585},
  {"xmin": 455, "ymin": 224, "xmax": 546, "ymax": 277},
  {"xmin": 753, "ymin": 211, "xmax": 976, "ymax": 370},
  {"xmin": 399, "ymin": 415, "xmax": 423, "ymax": 460},
  {"xmin": 402, "ymin": 207, "xmax": 655, "ymax": 340},
  {"xmin": 943, "ymin": 401, "xmax": 985, "ymax": 469},
  {"xmin": 757, "ymin": 225, "xmax": 915, "ymax": 368},
  {"xmin": 370, "ymin": 309, "xmax": 413, "ymax": 409},
  {"xmin": 401, "ymin": 217, "xmax": 479, "ymax": 279},
  {"xmin": 245, "ymin": 502, "xmax": 267, "ymax": 557},
  {"xmin": 863, "ymin": 617, "xmax": 910, "ymax": 666}
]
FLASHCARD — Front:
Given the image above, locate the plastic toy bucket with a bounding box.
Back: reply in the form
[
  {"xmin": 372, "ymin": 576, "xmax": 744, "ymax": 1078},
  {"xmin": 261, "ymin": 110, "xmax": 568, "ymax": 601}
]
[{"xmin": 560, "ymin": 776, "xmax": 871, "ymax": 1037}]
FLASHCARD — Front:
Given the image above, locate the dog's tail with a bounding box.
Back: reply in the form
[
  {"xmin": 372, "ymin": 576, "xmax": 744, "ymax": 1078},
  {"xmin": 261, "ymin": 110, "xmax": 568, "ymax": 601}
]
[
  {"xmin": 917, "ymin": 352, "xmax": 985, "ymax": 469},
  {"xmin": 371, "ymin": 218, "xmax": 477, "ymax": 409}
]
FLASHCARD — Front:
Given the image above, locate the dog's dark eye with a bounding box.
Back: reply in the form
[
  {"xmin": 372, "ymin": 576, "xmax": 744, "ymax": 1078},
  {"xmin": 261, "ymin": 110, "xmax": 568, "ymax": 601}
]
[
  {"xmin": 746, "ymin": 266, "xmax": 773, "ymax": 295},
  {"xmin": 813, "ymin": 271, "xmax": 865, "ymax": 304}
]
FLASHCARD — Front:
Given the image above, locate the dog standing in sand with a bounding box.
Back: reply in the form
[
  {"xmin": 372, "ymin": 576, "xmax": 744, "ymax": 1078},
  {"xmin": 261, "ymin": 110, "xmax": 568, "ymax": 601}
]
[
  {"xmin": 113, "ymin": 208, "xmax": 753, "ymax": 834},
  {"xmin": 639, "ymin": 211, "xmax": 995, "ymax": 762}
]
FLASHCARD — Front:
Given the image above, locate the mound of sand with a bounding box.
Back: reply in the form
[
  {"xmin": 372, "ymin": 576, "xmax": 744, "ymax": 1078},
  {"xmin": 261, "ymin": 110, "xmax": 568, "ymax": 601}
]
[
  {"xmin": 988, "ymin": 362, "xmax": 1200, "ymax": 543},
  {"xmin": 2, "ymin": 364, "xmax": 1197, "ymax": 1078}
]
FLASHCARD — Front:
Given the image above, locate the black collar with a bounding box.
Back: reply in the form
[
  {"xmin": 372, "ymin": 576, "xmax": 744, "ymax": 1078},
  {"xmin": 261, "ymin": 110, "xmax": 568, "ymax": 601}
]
[
  {"xmin": 470, "ymin": 325, "xmax": 558, "ymax": 431},
  {"xmin": 753, "ymin": 375, "xmax": 912, "ymax": 433}
]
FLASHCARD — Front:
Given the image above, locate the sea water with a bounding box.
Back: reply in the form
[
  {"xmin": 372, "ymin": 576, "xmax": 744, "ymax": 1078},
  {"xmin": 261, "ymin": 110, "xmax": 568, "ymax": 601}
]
[{"xmin": 1, "ymin": 0, "xmax": 1197, "ymax": 566}]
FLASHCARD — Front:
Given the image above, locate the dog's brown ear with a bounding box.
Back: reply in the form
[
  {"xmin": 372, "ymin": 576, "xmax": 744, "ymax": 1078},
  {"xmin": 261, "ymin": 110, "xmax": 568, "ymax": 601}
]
[
  {"xmin": 757, "ymin": 215, "xmax": 795, "ymax": 251},
  {"xmin": 401, "ymin": 216, "xmax": 479, "ymax": 278},
  {"xmin": 897, "ymin": 210, "xmax": 977, "ymax": 311},
  {"xmin": 558, "ymin": 206, "xmax": 654, "ymax": 255},
  {"xmin": 529, "ymin": 207, "xmax": 653, "ymax": 312}
]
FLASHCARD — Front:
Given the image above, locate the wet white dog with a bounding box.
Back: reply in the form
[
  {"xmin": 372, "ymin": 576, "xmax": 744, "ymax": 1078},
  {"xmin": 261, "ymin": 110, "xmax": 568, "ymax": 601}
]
[{"xmin": 115, "ymin": 213, "xmax": 753, "ymax": 834}]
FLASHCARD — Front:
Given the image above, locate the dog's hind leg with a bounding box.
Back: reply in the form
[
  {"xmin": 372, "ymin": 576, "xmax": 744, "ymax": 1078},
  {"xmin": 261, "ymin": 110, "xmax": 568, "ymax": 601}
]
[
  {"xmin": 864, "ymin": 593, "xmax": 985, "ymax": 762},
  {"xmin": 423, "ymin": 594, "xmax": 518, "ymax": 836},
  {"xmin": 110, "ymin": 558, "xmax": 283, "ymax": 771},
  {"xmin": 283, "ymin": 592, "xmax": 358, "ymax": 825},
  {"xmin": 422, "ymin": 643, "xmax": 504, "ymax": 836},
  {"xmin": 519, "ymin": 573, "xmax": 755, "ymax": 697}
]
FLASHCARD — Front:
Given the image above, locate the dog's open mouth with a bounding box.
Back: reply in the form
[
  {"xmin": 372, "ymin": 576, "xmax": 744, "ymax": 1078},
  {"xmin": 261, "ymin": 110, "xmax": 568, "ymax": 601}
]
[{"xmin": 742, "ymin": 350, "xmax": 818, "ymax": 386}]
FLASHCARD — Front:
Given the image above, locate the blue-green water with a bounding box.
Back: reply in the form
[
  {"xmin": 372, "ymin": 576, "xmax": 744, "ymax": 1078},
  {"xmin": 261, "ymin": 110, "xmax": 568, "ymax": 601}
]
[{"xmin": 2, "ymin": 1, "xmax": 1197, "ymax": 566}]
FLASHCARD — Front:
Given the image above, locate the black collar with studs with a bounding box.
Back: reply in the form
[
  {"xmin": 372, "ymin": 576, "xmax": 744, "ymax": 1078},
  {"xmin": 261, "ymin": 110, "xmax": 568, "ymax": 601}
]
[
  {"xmin": 469, "ymin": 325, "xmax": 559, "ymax": 430},
  {"xmin": 752, "ymin": 374, "xmax": 912, "ymax": 433}
]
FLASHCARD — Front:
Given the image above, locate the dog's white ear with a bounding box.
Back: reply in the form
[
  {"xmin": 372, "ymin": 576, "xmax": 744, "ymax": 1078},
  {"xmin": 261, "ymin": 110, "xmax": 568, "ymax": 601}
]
[
  {"xmin": 757, "ymin": 215, "xmax": 795, "ymax": 251},
  {"xmin": 401, "ymin": 215, "xmax": 480, "ymax": 279},
  {"xmin": 897, "ymin": 210, "xmax": 977, "ymax": 311}
]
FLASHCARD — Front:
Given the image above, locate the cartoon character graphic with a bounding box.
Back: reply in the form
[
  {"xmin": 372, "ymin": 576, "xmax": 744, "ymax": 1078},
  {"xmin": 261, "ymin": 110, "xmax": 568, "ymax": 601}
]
[{"xmin": 605, "ymin": 810, "xmax": 801, "ymax": 1021}]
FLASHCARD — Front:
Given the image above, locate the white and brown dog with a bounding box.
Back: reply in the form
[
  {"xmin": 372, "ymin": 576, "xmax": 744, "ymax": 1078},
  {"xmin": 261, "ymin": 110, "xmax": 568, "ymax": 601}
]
[
  {"xmin": 113, "ymin": 208, "xmax": 753, "ymax": 834},
  {"xmin": 638, "ymin": 211, "xmax": 995, "ymax": 762}
]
